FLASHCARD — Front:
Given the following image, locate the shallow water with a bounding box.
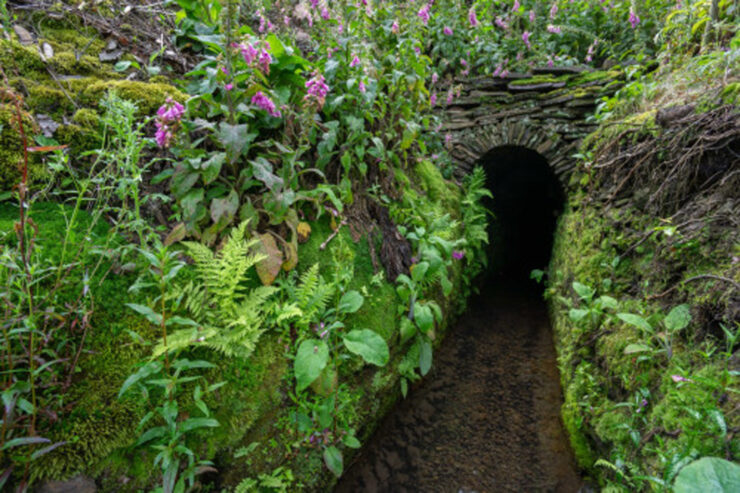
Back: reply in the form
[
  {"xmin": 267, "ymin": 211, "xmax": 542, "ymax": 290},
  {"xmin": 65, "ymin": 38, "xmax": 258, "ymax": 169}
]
[{"xmin": 335, "ymin": 281, "xmax": 581, "ymax": 493}]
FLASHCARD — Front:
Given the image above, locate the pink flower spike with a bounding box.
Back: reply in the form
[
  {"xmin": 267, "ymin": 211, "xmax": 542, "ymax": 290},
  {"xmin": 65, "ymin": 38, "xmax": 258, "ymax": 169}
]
[
  {"xmin": 431, "ymin": 72, "xmax": 438, "ymax": 85},
  {"xmin": 350, "ymin": 55, "xmax": 361, "ymax": 68},
  {"xmin": 522, "ymin": 31, "xmax": 531, "ymax": 49},
  {"xmin": 529, "ymin": 10, "xmax": 536, "ymax": 22},
  {"xmin": 391, "ymin": 20, "xmax": 399, "ymax": 33},
  {"xmin": 430, "ymin": 92, "xmax": 437, "ymax": 106},
  {"xmin": 468, "ymin": 7, "xmax": 478, "ymax": 27},
  {"xmin": 418, "ymin": 5, "xmax": 430, "ymax": 25},
  {"xmin": 359, "ymin": 81, "xmax": 366, "ymax": 93},
  {"xmin": 452, "ymin": 250, "xmax": 465, "ymax": 260},
  {"xmin": 513, "ymin": 0, "xmax": 520, "ymax": 12},
  {"xmin": 251, "ymin": 91, "xmax": 281, "ymax": 118},
  {"xmin": 224, "ymin": 83, "xmax": 234, "ymax": 91},
  {"xmin": 550, "ymin": 3, "xmax": 558, "ymax": 18},
  {"xmin": 443, "ymin": 26, "xmax": 453, "ymax": 36},
  {"xmin": 629, "ymin": 10, "xmax": 640, "ymax": 29},
  {"xmin": 547, "ymin": 24, "xmax": 561, "ymax": 34}
]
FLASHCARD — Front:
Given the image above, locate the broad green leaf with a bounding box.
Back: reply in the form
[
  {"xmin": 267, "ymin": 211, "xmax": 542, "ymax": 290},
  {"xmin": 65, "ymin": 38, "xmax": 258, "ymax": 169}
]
[
  {"xmin": 323, "ymin": 446, "xmax": 343, "ymax": 477},
  {"xmin": 343, "ymin": 329, "xmax": 389, "ymax": 367},
  {"xmin": 568, "ymin": 308, "xmax": 588, "ymax": 323},
  {"xmin": 118, "ymin": 361, "xmax": 162, "ymax": 398},
  {"xmin": 572, "ymin": 282, "xmax": 595, "ymax": 301},
  {"xmin": 217, "ymin": 122, "xmax": 255, "ymax": 161},
  {"xmin": 598, "ymin": 296, "xmax": 619, "ymax": 310},
  {"xmin": 180, "ymin": 417, "xmax": 219, "ymax": 433},
  {"xmin": 674, "ymin": 457, "xmax": 740, "ymax": 493},
  {"xmin": 624, "ymin": 343, "xmax": 651, "ymax": 354},
  {"xmin": 294, "ymin": 340, "xmax": 329, "ymax": 391},
  {"xmin": 343, "ymin": 434, "xmax": 361, "ymax": 449},
  {"xmin": 338, "ymin": 291, "xmax": 364, "ymax": 314},
  {"xmin": 617, "ymin": 313, "xmax": 653, "ymax": 333},
  {"xmin": 419, "ymin": 339, "xmax": 432, "ymax": 376},
  {"xmin": 411, "ymin": 261, "xmax": 429, "ymax": 282},
  {"xmin": 126, "ymin": 303, "xmax": 163, "ymax": 326},
  {"xmin": 414, "ymin": 304, "xmax": 434, "ymax": 334},
  {"xmin": 400, "ymin": 317, "xmax": 416, "ymax": 343},
  {"xmin": 664, "ymin": 304, "xmax": 691, "ymax": 332},
  {"xmin": 201, "ymin": 152, "xmax": 225, "ymax": 185}
]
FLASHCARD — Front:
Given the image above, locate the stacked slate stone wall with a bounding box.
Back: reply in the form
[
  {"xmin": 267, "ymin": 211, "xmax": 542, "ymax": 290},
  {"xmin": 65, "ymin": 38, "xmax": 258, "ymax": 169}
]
[{"xmin": 437, "ymin": 68, "xmax": 625, "ymax": 183}]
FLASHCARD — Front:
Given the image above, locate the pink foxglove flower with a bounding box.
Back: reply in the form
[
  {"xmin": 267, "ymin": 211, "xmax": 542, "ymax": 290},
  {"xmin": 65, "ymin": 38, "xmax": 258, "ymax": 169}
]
[
  {"xmin": 359, "ymin": 80, "xmax": 366, "ymax": 93},
  {"xmin": 430, "ymin": 92, "xmax": 437, "ymax": 106},
  {"xmin": 513, "ymin": 0, "xmax": 520, "ymax": 12},
  {"xmin": 671, "ymin": 375, "xmax": 692, "ymax": 383},
  {"xmin": 468, "ymin": 7, "xmax": 478, "ymax": 27},
  {"xmin": 547, "ymin": 24, "xmax": 561, "ymax": 34},
  {"xmin": 446, "ymin": 89, "xmax": 453, "ymax": 105},
  {"xmin": 418, "ymin": 5, "xmax": 430, "ymax": 25},
  {"xmin": 224, "ymin": 83, "xmax": 234, "ymax": 91},
  {"xmin": 495, "ymin": 16, "xmax": 509, "ymax": 29},
  {"xmin": 549, "ymin": 3, "xmax": 558, "ymax": 18},
  {"xmin": 443, "ymin": 26, "xmax": 453, "ymax": 35},
  {"xmin": 445, "ymin": 133, "xmax": 452, "ymax": 146},
  {"xmin": 628, "ymin": 10, "xmax": 640, "ymax": 29},
  {"xmin": 452, "ymin": 250, "xmax": 465, "ymax": 260},
  {"xmin": 157, "ymin": 97, "xmax": 185, "ymax": 122},
  {"xmin": 350, "ymin": 55, "xmax": 361, "ymax": 67},
  {"xmin": 547, "ymin": 56, "xmax": 554, "ymax": 68},
  {"xmin": 522, "ymin": 31, "xmax": 531, "ymax": 49},
  {"xmin": 431, "ymin": 72, "xmax": 438, "ymax": 84},
  {"xmin": 251, "ymin": 91, "xmax": 281, "ymax": 117},
  {"xmin": 305, "ymin": 72, "xmax": 329, "ymax": 107},
  {"xmin": 529, "ymin": 10, "xmax": 536, "ymax": 22},
  {"xmin": 259, "ymin": 47, "xmax": 272, "ymax": 74},
  {"xmin": 391, "ymin": 20, "xmax": 399, "ymax": 33}
]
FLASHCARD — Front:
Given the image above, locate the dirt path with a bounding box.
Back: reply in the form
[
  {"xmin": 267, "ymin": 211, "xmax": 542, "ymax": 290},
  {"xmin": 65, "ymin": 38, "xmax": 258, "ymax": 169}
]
[{"xmin": 335, "ymin": 282, "xmax": 581, "ymax": 493}]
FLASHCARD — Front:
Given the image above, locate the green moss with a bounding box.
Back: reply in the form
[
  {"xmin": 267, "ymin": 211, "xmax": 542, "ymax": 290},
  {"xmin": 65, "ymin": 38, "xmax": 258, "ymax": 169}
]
[
  {"xmin": 72, "ymin": 108, "xmax": 101, "ymax": 129},
  {"xmin": 509, "ymin": 73, "xmax": 565, "ymax": 86},
  {"xmin": 76, "ymin": 79, "xmax": 186, "ymax": 115},
  {"xmin": 26, "ymin": 83, "xmax": 75, "ymax": 117}
]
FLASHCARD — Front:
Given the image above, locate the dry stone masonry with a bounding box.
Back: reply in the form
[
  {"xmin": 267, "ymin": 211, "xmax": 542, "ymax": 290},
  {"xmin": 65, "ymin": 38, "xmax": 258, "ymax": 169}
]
[{"xmin": 438, "ymin": 67, "xmax": 625, "ymax": 183}]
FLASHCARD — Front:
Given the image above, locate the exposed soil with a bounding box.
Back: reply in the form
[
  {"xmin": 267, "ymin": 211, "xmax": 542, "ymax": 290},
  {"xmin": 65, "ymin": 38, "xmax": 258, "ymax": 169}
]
[{"xmin": 335, "ymin": 280, "xmax": 581, "ymax": 493}]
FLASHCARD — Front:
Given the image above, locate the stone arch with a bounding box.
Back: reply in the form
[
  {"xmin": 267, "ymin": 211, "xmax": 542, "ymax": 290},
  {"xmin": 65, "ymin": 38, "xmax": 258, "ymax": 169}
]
[{"xmin": 437, "ymin": 70, "xmax": 624, "ymax": 184}]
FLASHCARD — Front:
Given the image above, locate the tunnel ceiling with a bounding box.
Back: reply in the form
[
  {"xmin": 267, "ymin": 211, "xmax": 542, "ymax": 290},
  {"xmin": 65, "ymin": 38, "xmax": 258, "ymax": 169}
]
[{"xmin": 436, "ymin": 67, "xmax": 625, "ymax": 184}]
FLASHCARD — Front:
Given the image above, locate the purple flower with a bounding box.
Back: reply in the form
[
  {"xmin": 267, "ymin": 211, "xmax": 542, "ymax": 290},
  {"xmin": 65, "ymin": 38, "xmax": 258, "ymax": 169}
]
[
  {"xmin": 321, "ymin": 7, "xmax": 330, "ymax": 20},
  {"xmin": 495, "ymin": 16, "xmax": 509, "ymax": 30},
  {"xmin": 154, "ymin": 121, "xmax": 173, "ymax": 148},
  {"xmin": 430, "ymin": 92, "xmax": 437, "ymax": 106},
  {"xmin": 529, "ymin": 10, "xmax": 536, "ymax": 22},
  {"xmin": 157, "ymin": 97, "xmax": 185, "ymax": 122},
  {"xmin": 446, "ymin": 89, "xmax": 453, "ymax": 105},
  {"xmin": 547, "ymin": 24, "xmax": 561, "ymax": 34},
  {"xmin": 445, "ymin": 133, "xmax": 452, "ymax": 146},
  {"xmin": 468, "ymin": 7, "xmax": 478, "ymax": 27},
  {"xmin": 350, "ymin": 55, "xmax": 361, "ymax": 68},
  {"xmin": 359, "ymin": 80, "xmax": 366, "ymax": 93},
  {"xmin": 305, "ymin": 72, "xmax": 329, "ymax": 106},
  {"xmin": 522, "ymin": 31, "xmax": 531, "ymax": 49},
  {"xmin": 443, "ymin": 26, "xmax": 453, "ymax": 36},
  {"xmin": 628, "ymin": 10, "xmax": 640, "ymax": 29},
  {"xmin": 251, "ymin": 91, "xmax": 281, "ymax": 117},
  {"xmin": 238, "ymin": 42, "xmax": 259, "ymax": 65},
  {"xmin": 310, "ymin": 0, "xmax": 318, "ymax": 8},
  {"xmin": 259, "ymin": 47, "xmax": 272, "ymax": 74},
  {"xmin": 671, "ymin": 374, "xmax": 692, "ymax": 383},
  {"xmin": 512, "ymin": 0, "xmax": 520, "ymax": 12},
  {"xmin": 460, "ymin": 59, "xmax": 467, "ymax": 67},
  {"xmin": 547, "ymin": 56, "xmax": 554, "ymax": 68},
  {"xmin": 414, "ymin": 46, "xmax": 421, "ymax": 54},
  {"xmin": 391, "ymin": 20, "xmax": 399, "ymax": 33},
  {"xmin": 418, "ymin": 5, "xmax": 430, "ymax": 25},
  {"xmin": 431, "ymin": 72, "xmax": 438, "ymax": 85},
  {"xmin": 452, "ymin": 250, "xmax": 465, "ymax": 260},
  {"xmin": 549, "ymin": 3, "xmax": 558, "ymax": 18},
  {"xmin": 224, "ymin": 83, "xmax": 233, "ymax": 91}
]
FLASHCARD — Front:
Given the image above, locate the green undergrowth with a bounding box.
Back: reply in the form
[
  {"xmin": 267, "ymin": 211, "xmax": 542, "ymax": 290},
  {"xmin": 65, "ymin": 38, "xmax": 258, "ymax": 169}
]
[
  {"xmin": 546, "ymin": 54, "xmax": 739, "ymax": 490},
  {"xmin": 0, "ymin": 15, "xmax": 184, "ymax": 193}
]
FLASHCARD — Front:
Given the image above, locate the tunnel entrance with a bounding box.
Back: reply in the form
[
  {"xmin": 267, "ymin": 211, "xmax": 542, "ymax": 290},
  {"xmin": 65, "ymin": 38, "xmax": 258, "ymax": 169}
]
[{"xmin": 479, "ymin": 145, "xmax": 565, "ymax": 280}]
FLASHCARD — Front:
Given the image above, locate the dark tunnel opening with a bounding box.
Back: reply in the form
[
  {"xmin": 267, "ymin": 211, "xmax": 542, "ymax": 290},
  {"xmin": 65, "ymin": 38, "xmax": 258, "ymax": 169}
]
[{"xmin": 479, "ymin": 145, "xmax": 566, "ymax": 282}]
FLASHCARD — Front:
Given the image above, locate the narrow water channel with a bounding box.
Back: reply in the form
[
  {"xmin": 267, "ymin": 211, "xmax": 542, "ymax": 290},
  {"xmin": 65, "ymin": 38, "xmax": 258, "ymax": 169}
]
[{"xmin": 335, "ymin": 280, "xmax": 581, "ymax": 492}]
